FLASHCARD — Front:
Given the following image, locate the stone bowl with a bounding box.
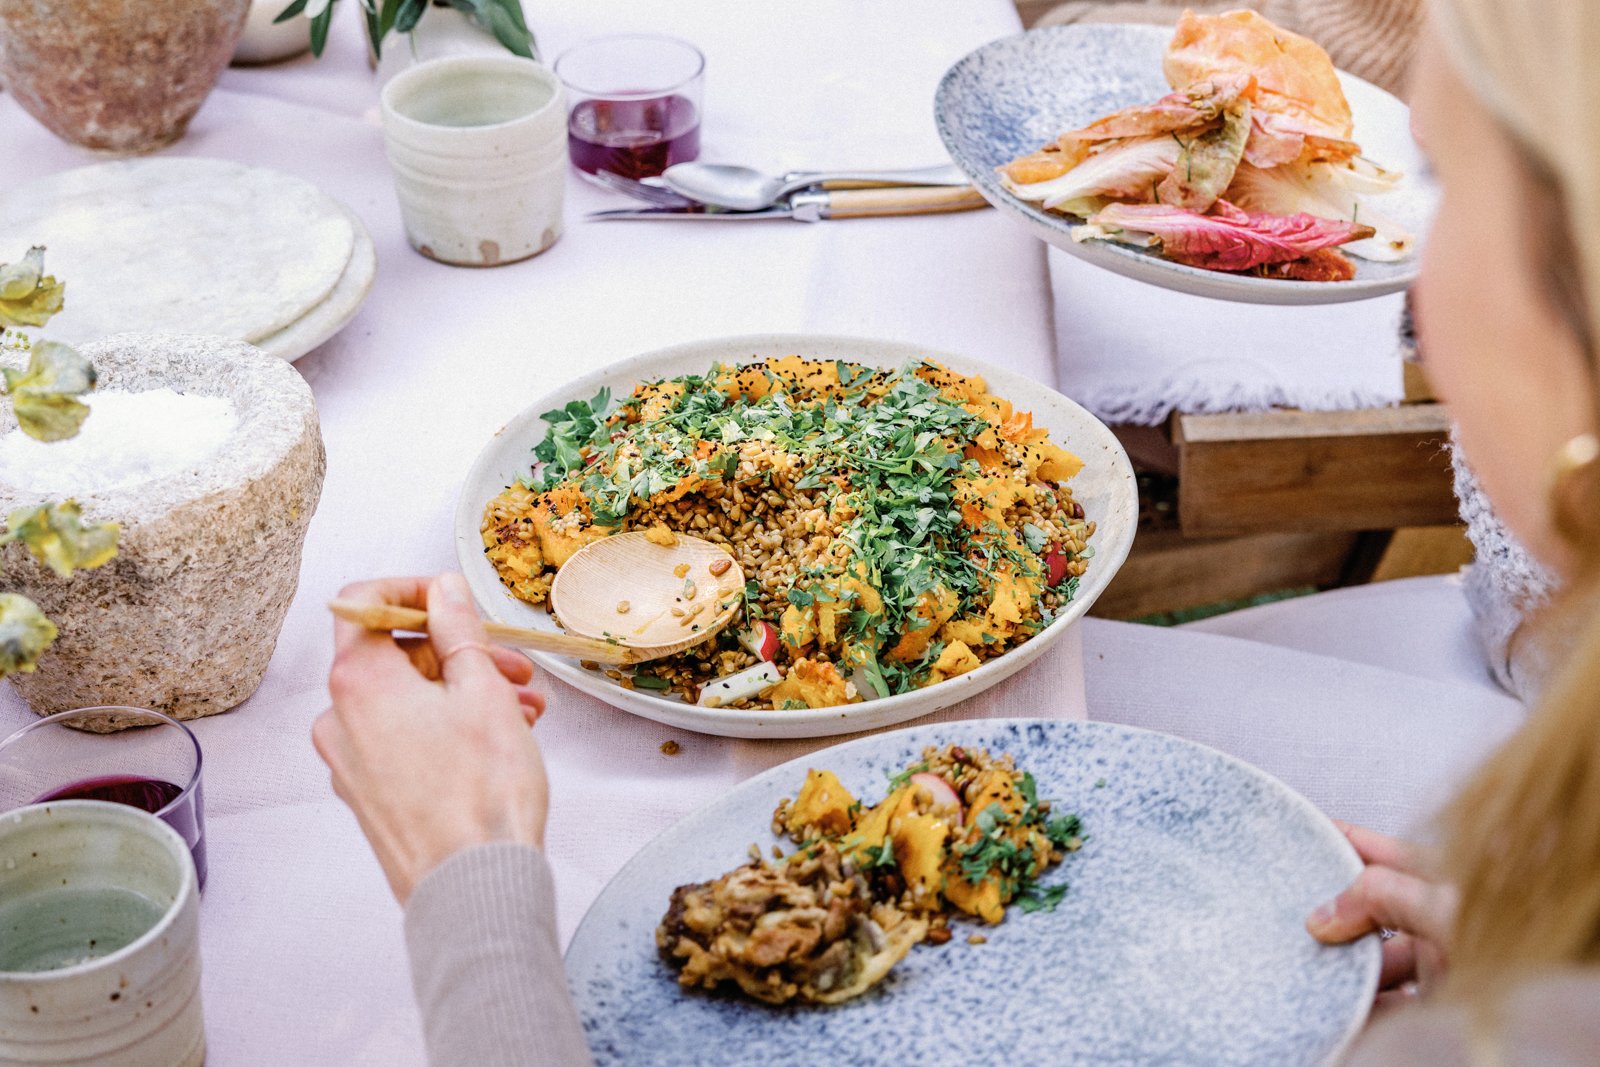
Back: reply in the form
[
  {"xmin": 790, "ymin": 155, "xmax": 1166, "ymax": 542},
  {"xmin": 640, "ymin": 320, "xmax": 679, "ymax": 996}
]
[
  {"xmin": 0, "ymin": 334, "xmax": 325, "ymax": 729},
  {"xmin": 0, "ymin": 0, "xmax": 249, "ymax": 153}
]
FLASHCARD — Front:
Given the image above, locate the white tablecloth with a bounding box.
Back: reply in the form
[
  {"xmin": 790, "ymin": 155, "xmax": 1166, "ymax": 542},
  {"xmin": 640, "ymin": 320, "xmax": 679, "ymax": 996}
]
[{"xmin": 0, "ymin": 5, "xmax": 1520, "ymax": 1062}]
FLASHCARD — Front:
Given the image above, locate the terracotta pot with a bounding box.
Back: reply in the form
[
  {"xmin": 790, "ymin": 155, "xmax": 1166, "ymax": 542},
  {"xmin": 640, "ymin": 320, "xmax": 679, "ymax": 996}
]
[{"xmin": 0, "ymin": 0, "xmax": 250, "ymax": 153}]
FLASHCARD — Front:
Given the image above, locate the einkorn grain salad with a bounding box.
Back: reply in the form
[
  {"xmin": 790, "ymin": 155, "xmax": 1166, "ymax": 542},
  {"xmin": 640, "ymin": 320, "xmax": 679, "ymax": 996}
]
[{"xmin": 481, "ymin": 358, "xmax": 1096, "ymax": 709}]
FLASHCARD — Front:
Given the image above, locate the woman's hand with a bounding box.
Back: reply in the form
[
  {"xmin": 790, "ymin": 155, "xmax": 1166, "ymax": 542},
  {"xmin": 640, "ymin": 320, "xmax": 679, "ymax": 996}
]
[
  {"xmin": 314, "ymin": 573, "xmax": 550, "ymax": 905},
  {"xmin": 1306, "ymin": 821, "xmax": 1458, "ymax": 1013}
]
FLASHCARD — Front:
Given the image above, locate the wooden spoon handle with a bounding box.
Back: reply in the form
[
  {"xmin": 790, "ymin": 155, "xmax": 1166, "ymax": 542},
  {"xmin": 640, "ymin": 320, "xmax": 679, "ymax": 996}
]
[
  {"xmin": 822, "ymin": 185, "xmax": 990, "ymax": 218},
  {"xmin": 327, "ymin": 599, "xmax": 643, "ymax": 665}
]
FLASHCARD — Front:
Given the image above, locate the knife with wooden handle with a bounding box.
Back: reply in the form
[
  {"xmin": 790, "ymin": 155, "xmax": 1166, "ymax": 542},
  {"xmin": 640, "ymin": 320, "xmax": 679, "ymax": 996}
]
[{"xmin": 586, "ymin": 184, "xmax": 991, "ymax": 222}]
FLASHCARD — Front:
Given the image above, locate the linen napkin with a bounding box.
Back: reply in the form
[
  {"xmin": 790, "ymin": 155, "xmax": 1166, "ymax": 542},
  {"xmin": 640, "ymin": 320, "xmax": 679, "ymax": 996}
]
[{"xmin": 1050, "ymin": 248, "xmax": 1409, "ymax": 425}]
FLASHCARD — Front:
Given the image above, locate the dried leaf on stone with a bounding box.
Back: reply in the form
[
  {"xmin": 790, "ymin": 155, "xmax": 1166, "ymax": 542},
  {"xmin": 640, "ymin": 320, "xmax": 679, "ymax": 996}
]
[
  {"xmin": 1, "ymin": 340, "xmax": 96, "ymax": 441},
  {"xmin": 1, "ymin": 501, "xmax": 120, "ymax": 578},
  {"xmin": 0, "ymin": 247, "xmax": 66, "ymax": 329},
  {"xmin": 0, "ymin": 593, "xmax": 57, "ymax": 677}
]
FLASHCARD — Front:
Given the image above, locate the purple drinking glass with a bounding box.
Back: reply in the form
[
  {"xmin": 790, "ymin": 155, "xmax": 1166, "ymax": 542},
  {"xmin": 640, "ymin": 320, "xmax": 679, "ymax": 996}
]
[{"xmin": 0, "ymin": 707, "xmax": 207, "ymax": 891}]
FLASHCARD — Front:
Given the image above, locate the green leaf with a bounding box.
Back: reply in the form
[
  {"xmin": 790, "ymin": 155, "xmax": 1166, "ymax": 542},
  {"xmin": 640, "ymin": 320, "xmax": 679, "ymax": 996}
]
[
  {"xmin": 393, "ymin": 0, "xmax": 427, "ymax": 34},
  {"xmin": 2, "ymin": 340, "xmax": 96, "ymax": 442},
  {"xmin": 0, "ymin": 247, "xmax": 65, "ymax": 329},
  {"xmin": 0, "ymin": 593, "xmax": 56, "ymax": 678},
  {"xmin": 273, "ymin": 0, "xmax": 310, "ymax": 23},
  {"xmin": 2, "ymin": 501, "xmax": 119, "ymax": 579},
  {"xmin": 309, "ymin": 5, "xmax": 334, "ymax": 56},
  {"xmin": 478, "ymin": 0, "xmax": 535, "ymax": 57}
]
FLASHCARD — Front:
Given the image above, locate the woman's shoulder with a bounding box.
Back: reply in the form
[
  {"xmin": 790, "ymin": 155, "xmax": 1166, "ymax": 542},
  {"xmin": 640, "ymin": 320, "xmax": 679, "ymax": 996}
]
[{"xmin": 1345, "ymin": 971, "xmax": 1600, "ymax": 1066}]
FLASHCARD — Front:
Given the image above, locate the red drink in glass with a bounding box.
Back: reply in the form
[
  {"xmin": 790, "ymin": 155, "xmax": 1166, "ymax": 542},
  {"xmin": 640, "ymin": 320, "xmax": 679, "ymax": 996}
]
[
  {"xmin": 567, "ymin": 94, "xmax": 700, "ymax": 180},
  {"xmin": 555, "ymin": 34, "xmax": 705, "ymax": 183}
]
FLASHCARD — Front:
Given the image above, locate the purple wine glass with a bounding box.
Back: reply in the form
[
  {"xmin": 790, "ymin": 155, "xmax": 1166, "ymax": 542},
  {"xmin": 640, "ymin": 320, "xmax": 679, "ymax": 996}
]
[{"xmin": 0, "ymin": 707, "xmax": 206, "ymax": 891}]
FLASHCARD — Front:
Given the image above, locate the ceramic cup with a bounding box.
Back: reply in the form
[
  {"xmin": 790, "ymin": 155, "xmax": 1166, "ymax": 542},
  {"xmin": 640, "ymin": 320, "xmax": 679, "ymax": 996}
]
[
  {"xmin": 380, "ymin": 55, "xmax": 567, "ymax": 267},
  {"xmin": 0, "ymin": 801, "xmax": 203, "ymax": 1067}
]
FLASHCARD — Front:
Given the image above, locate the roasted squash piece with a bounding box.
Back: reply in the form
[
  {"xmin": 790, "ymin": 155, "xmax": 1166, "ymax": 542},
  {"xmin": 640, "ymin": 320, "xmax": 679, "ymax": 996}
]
[
  {"xmin": 887, "ymin": 584, "xmax": 960, "ymax": 663},
  {"xmin": 942, "ymin": 864, "xmax": 1006, "ymax": 924},
  {"xmin": 891, "ymin": 813, "xmax": 949, "ymax": 909},
  {"xmin": 924, "ymin": 640, "xmax": 981, "ymax": 685},
  {"xmin": 766, "ymin": 356, "xmax": 841, "ymax": 395},
  {"xmin": 765, "ymin": 658, "xmax": 851, "ymax": 709},
  {"xmin": 529, "ymin": 484, "xmax": 614, "ymax": 567},
  {"xmin": 713, "ymin": 363, "xmax": 771, "ymax": 402},
  {"xmin": 634, "ymin": 380, "xmax": 686, "ymax": 421},
  {"xmin": 964, "ymin": 768, "xmax": 1026, "ymax": 820},
  {"xmin": 784, "ymin": 769, "xmax": 858, "ymax": 839},
  {"xmin": 779, "ymin": 603, "xmax": 816, "ymax": 652},
  {"xmin": 842, "ymin": 785, "xmax": 914, "ymax": 863},
  {"xmin": 941, "ymin": 616, "xmax": 997, "ymax": 648}
]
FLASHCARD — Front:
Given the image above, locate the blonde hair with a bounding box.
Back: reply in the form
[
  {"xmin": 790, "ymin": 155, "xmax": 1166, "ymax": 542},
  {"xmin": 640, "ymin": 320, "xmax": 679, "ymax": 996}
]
[{"xmin": 1431, "ymin": 0, "xmax": 1600, "ymax": 1005}]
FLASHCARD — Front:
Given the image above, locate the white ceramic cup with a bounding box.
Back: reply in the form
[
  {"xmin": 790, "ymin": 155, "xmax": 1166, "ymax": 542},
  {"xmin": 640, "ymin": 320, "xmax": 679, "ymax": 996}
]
[
  {"xmin": 0, "ymin": 801, "xmax": 203, "ymax": 1067},
  {"xmin": 381, "ymin": 54, "xmax": 568, "ymax": 267}
]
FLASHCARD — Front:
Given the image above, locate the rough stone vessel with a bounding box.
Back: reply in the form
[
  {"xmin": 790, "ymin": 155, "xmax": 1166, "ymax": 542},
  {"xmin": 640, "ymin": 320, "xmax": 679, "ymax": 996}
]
[
  {"xmin": 0, "ymin": 334, "xmax": 325, "ymax": 729},
  {"xmin": 0, "ymin": 0, "xmax": 250, "ymax": 152}
]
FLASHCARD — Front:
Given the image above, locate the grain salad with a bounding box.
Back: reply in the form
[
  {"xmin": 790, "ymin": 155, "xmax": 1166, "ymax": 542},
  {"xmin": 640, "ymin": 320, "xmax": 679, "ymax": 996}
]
[
  {"xmin": 657, "ymin": 744, "xmax": 1086, "ymax": 1005},
  {"xmin": 480, "ymin": 357, "xmax": 1096, "ymax": 710}
]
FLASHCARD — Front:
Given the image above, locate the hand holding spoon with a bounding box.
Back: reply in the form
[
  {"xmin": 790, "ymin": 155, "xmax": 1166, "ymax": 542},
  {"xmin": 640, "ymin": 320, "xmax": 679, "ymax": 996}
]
[{"xmin": 329, "ymin": 532, "xmax": 746, "ymax": 666}]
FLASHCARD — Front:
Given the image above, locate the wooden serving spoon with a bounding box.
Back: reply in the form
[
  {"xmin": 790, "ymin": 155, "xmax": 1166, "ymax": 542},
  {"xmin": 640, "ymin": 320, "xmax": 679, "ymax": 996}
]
[{"xmin": 328, "ymin": 531, "xmax": 746, "ymax": 666}]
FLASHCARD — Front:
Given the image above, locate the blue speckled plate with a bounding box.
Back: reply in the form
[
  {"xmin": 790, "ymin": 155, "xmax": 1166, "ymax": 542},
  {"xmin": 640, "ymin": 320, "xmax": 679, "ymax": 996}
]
[
  {"xmin": 566, "ymin": 719, "xmax": 1379, "ymax": 1066},
  {"xmin": 934, "ymin": 24, "xmax": 1437, "ymax": 305}
]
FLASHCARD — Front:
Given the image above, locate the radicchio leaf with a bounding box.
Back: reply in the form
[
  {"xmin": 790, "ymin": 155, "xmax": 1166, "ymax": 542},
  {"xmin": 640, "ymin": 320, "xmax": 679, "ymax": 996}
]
[{"xmin": 1075, "ymin": 200, "xmax": 1374, "ymax": 273}]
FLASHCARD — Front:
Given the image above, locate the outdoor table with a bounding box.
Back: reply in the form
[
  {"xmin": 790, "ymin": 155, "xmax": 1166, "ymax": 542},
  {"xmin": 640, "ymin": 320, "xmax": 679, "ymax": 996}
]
[{"xmin": 0, "ymin": 3, "xmax": 1524, "ymax": 1062}]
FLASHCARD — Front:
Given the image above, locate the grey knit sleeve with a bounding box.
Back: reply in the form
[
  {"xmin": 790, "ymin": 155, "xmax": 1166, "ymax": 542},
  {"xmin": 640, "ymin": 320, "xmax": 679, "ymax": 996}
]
[
  {"xmin": 405, "ymin": 843, "xmax": 595, "ymax": 1067},
  {"xmin": 1452, "ymin": 442, "xmax": 1557, "ymax": 703}
]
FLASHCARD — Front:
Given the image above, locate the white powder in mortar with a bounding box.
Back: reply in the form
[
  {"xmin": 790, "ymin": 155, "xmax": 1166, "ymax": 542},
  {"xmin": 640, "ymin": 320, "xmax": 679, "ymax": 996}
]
[{"xmin": 0, "ymin": 389, "xmax": 237, "ymax": 495}]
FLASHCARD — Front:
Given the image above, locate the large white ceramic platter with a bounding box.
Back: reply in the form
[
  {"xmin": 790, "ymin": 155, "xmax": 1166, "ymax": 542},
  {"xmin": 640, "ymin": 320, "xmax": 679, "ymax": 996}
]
[
  {"xmin": 0, "ymin": 158, "xmax": 373, "ymax": 362},
  {"xmin": 454, "ymin": 335, "xmax": 1138, "ymax": 739},
  {"xmin": 566, "ymin": 718, "xmax": 1380, "ymax": 1065},
  {"xmin": 936, "ymin": 24, "xmax": 1437, "ymax": 305}
]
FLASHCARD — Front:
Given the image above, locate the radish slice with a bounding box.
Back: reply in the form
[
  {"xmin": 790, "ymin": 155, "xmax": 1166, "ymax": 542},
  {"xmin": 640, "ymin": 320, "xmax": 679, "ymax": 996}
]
[
  {"xmin": 738, "ymin": 620, "xmax": 780, "ymax": 662},
  {"xmin": 910, "ymin": 772, "xmax": 964, "ymax": 823},
  {"xmin": 1043, "ymin": 547, "xmax": 1070, "ymax": 587},
  {"xmin": 696, "ymin": 662, "xmax": 782, "ymax": 706}
]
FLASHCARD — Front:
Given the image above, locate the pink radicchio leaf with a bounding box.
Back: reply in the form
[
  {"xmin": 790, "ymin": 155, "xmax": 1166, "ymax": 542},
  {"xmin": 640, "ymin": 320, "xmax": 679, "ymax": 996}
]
[{"xmin": 1080, "ymin": 200, "xmax": 1376, "ymax": 273}]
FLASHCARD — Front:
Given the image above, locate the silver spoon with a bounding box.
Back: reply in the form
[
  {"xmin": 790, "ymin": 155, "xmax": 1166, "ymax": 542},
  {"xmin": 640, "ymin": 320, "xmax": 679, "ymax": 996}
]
[{"xmin": 660, "ymin": 162, "xmax": 968, "ymax": 212}]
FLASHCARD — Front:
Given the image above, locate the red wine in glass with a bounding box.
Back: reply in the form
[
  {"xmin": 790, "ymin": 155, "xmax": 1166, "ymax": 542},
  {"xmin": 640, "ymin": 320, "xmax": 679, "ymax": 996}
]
[
  {"xmin": 568, "ymin": 94, "xmax": 700, "ymax": 180},
  {"xmin": 36, "ymin": 775, "xmax": 207, "ymax": 890}
]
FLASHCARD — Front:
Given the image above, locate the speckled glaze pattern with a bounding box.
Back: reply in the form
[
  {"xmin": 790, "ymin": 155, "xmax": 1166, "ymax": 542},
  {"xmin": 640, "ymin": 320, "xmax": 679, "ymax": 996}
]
[
  {"xmin": 0, "ymin": 0, "xmax": 249, "ymax": 153},
  {"xmin": 566, "ymin": 719, "xmax": 1379, "ymax": 1066},
  {"xmin": 454, "ymin": 335, "xmax": 1139, "ymax": 739},
  {"xmin": 934, "ymin": 24, "xmax": 1438, "ymax": 306}
]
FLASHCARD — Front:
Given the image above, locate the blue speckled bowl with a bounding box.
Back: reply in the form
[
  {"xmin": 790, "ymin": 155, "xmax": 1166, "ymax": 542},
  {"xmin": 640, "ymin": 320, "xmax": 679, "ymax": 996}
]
[
  {"xmin": 566, "ymin": 718, "xmax": 1379, "ymax": 1066},
  {"xmin": 934, "ymin": 24, "xmax": 1437, "ymax": 305}
]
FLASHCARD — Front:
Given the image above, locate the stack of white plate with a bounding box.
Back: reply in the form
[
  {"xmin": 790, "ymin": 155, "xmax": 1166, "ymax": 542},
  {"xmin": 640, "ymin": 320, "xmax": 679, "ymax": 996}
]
[{"xmin": 0, "ymin": 158, "xmax": 375, "ymax": 362}]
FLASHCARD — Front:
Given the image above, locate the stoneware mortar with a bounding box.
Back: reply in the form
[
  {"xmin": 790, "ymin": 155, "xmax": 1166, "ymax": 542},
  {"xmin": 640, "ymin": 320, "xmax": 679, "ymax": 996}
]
[
  {"xmin": 381, "ymin": 55, "xmax": 567, "ymax": 267},
  {"xmin": 0, "ymin": 334, "xmax": 326, "ymax": 728},
  {"xmin": 0, "ymin": 800, "xmax": 204, "ymax": 1067}
]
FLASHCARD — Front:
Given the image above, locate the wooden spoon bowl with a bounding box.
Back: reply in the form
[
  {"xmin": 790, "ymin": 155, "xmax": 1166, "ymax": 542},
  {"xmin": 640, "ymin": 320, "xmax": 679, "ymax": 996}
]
[{"xmin": 550, "ymin": 531, "xmax": 746, "ymax": 660}]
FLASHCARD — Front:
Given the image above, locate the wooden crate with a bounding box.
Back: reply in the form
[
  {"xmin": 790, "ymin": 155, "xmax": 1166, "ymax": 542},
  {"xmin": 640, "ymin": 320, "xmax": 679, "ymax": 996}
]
[{"xmin": 1173, "ymin": 404, "xmax": 1458, "ymax": 536}]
